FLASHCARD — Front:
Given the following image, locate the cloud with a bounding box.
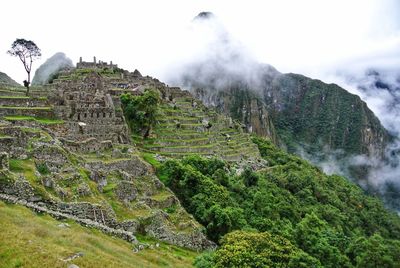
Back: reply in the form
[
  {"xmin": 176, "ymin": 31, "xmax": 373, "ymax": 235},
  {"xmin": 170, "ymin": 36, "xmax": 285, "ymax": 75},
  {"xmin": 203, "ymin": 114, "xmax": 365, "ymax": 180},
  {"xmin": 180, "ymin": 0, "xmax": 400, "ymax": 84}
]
[{"xmin": 162, "ymin": 8, "xmax": 400, "ymax": 211}]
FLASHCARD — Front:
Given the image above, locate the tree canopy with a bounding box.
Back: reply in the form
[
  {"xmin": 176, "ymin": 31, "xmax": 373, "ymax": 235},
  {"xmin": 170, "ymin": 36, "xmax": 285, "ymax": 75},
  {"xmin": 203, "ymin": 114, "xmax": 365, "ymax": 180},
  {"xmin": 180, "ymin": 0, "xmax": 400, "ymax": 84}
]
[
  {"xmin": 121, "ymin": 89, "xmax": 160, "ymax": 138},
  {"xmin": 7, "ymin": 38, "xmax": 41, "ymax": 94},
  {"xmin": 157, "ymin": 137, "xmax": 400, "ymax": 267}
]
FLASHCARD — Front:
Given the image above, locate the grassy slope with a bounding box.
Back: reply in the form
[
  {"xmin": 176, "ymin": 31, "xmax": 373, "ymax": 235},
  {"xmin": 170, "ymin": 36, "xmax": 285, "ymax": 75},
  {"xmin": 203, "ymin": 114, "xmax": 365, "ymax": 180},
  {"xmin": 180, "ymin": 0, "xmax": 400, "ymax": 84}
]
[{"xmin": 0, "ymin": 201, "xmax": 197, "ymax": 268}]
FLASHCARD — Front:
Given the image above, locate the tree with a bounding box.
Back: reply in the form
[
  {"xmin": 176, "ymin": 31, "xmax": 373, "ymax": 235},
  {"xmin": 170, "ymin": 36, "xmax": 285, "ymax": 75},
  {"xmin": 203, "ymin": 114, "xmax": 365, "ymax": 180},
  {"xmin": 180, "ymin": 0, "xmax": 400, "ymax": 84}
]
[
  {"xmin": 7, "ymin": 38, "xmax": 41, "ymax": 95},
  {"xmin": 214, "ymin": 231, "xmax": 320, "ymax": 268},
  {"xmin": 347, "ymin": 234, "xmax": 396, "ymax": 268},
  {"xmin": 120, "ymin": 89, "xmax": 160, "ymax": 138}
]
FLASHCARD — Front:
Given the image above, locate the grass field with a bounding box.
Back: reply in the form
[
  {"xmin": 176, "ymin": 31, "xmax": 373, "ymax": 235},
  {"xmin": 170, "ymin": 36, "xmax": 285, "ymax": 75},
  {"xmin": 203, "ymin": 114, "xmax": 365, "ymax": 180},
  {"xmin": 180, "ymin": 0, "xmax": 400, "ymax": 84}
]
[{"xmin": 0, "ymin": 201, "xmax": 198, "ymax": 268}]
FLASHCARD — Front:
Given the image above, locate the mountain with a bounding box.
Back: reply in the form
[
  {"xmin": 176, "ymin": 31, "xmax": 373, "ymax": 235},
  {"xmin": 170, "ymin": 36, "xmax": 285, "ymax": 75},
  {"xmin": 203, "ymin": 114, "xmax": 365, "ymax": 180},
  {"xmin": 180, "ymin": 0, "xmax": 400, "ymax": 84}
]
[
  {"xmin": 0, "ymin": 71, "xmax": 20, "ymax": 87},
  {"xmin": 0, "ymin": 58, "xmax": 399, "ymax": 267},
  {"xmin": 189, "ymin": 67, "xmax": 390, "ymax": 157},
  {"xmin": 335, "ymin": 68, "xmax": 400, "ymax": 210},
  {"xmin": 170, "ymin": 12, "xmax": 393, "ymax": 189},
  {"xmin": 32, "ymin": 52, "xmax": 73, "ymax": 85},
  {"xmin": 264, "ymin": 72, "xmax": 391, "ymax": 156}
]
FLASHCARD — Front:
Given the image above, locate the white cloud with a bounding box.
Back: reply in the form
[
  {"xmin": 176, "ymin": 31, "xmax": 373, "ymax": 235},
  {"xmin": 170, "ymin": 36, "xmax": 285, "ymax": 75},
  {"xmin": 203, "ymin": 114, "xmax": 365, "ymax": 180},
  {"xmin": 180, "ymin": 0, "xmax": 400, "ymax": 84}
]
[{"xmin": 0, "ymin": 0, "xmax": 398, "ymax": 84}]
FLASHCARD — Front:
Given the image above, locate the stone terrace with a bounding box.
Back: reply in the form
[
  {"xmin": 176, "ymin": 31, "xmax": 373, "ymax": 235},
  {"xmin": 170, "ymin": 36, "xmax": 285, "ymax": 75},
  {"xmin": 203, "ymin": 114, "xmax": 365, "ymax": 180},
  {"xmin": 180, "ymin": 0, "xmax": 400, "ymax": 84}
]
[{"xmin": 137, "ymin": 92, "xmax": 261, "ymax": 162}]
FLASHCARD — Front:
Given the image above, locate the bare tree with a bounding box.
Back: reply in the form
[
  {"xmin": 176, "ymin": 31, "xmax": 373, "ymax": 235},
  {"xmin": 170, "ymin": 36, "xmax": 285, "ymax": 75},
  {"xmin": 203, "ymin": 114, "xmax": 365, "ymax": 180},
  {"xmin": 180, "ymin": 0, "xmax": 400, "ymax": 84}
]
[{"xmin": 7, "ymin": 38, "xmax": 41, "ymax": 95}]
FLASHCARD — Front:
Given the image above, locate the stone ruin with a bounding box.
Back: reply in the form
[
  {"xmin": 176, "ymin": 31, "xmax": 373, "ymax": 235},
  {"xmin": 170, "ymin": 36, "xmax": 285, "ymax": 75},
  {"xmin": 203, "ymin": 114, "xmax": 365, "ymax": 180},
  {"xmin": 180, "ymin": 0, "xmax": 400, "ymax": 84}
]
[
  {"xmin": 48, "ymin": 58, "xmax": 187, "ymax": 154},
  {"xmin": 0, "ymin": 58, "xmax": 219, "ymax": 250},
  {"xmin": 51, "ymin": 70, "xmax": 130, "ymax": 152},
  {"xmin": 76, "ymin": 56, "xmax": 118, "ymax": 70}
]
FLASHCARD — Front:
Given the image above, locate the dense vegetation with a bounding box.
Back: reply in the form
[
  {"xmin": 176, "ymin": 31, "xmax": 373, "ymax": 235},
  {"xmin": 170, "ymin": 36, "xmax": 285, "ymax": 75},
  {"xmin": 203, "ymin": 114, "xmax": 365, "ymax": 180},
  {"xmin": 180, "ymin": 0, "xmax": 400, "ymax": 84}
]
[
  {"xmin": 121, "ymin": 89, "xmax": 160, "ymax": 138},
  {"xmin": 158, "ymin": 137, "xmax": 400, "ymax": 267}
]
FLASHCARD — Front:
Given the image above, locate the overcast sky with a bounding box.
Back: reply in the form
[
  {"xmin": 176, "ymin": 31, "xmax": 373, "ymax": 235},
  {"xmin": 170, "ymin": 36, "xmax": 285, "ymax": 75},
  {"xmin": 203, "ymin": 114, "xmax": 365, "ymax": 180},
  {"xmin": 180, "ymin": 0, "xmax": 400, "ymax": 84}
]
[{"xmin": 1, "ymin": 0, "xmax": 399, "ymax": 84}]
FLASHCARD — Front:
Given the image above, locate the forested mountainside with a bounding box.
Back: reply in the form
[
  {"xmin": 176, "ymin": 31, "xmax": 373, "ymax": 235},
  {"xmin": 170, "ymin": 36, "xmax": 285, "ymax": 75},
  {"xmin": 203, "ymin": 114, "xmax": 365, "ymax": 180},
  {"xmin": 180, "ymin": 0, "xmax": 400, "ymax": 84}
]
[
  {"xmin": 171, "ymin": 13, "xmax": 399, "ymax": 213},
  {"xmin": 152, "ymin": 137, "xmax": 400, "ymax": 267},
  {"xmin": 188, "ymin": 67, "xmax": 390, "ymax": 159}
]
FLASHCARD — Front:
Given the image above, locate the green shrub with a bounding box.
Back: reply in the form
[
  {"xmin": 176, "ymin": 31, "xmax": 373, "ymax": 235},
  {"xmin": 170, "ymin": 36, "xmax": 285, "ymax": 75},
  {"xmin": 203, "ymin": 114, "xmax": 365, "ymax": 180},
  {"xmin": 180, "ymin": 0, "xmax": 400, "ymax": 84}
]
[
  {"xmin": 121, "ymin": 89, "xmax": 160, "ymax": 138},
  {"xmin": 36, "ymin": 163, "xmax": 50, "ymax": 175},
  {"xmin": 193, "ymin": 251, "xmax": 215, "ymax": 268}
]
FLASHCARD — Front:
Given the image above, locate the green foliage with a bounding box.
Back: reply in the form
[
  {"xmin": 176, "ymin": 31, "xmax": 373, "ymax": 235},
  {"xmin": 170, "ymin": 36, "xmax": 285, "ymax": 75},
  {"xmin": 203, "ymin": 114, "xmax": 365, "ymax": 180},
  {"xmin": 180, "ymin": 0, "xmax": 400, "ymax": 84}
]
[
  {"xmin": 214, "ymin": 231, "xmax": 320, "ymax": 268},
  {"xmin": 193, "ymin": 251, "xmax": 215, "ymax": 268},
  {"xmin": 121, "ymin": 89, "xmax": 160, "ymax": 138},
  {"xmin": 8, "ymin": 39, "xmax": 41, "ymax": 94},
  {"xmin": 159, "ymin": 136, "xmax": 400, "ymax": 267},
  {"xmin": 346, "ymin": 233, "xmax": 399, "ymax": 268},
  {"xmin": 160, "ymin": 157, "xmax": 242, "ymax": 241},
  {"xmin": 36, "ymin": 163, "xmax": 49, "ymax": 175},
  {"xmin": 181, "ymin": 155, "xmax": 226, "ymax": 177},
  {"xmin": 241, "ymin": 167, "xmax": 259, "ymax": 187}
]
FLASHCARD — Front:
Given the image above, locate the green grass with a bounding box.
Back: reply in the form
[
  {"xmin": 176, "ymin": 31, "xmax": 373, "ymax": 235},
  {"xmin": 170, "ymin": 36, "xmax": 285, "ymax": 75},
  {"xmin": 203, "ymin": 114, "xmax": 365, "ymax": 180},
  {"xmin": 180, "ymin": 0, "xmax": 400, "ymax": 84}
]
[
  {"xmin": 0, "ymin": 87, "xmax": 26, "ymax": 92},
  {"xmin": 141, "ymin": 152, "xmax": 162, "ymax": 169},
  {"xmin": 0, "ymin": 201, "xmax": 197, "ymax": 268},
  {"xmin": 4, "ymin": 115, "xmax": 64, "ymax": 125},
  {"xmin": 0, "ymin": 96, "xmax": 30, "ymax": 99},
  {"xmin": 0, "ymin": 96, "xmax": 48, "ymax": 100},
  {"xmin": 9, "ymin": 159, "xmax": 37, "ymax": 182},
  {"xmin": 0, "ymin": 106, "xmax": 52, "ymax": 110}
]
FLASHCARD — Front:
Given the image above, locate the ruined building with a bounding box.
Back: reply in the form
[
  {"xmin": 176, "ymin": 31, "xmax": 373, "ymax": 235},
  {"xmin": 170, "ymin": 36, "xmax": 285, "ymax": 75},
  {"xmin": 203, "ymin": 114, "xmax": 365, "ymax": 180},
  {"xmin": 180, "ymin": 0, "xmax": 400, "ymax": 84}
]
[
  {"xmin": 51, "ymin": 69, "xmax": 129, "ymax": 153},
  {"xmin": 76, "ymin": 56, "xmax": 118, "ymax": 70}
]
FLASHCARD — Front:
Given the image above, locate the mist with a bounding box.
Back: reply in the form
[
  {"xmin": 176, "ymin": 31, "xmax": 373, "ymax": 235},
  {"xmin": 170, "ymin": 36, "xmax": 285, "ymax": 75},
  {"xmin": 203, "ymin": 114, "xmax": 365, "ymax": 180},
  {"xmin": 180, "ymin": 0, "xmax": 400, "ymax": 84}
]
[
  {"xmin": 32, "ymin": 52, "xmax": 73, "ymax": 85},
  {"xmin": 163, "ymin": 9, "xmax": 400, "ymax": 210},
  {"xmin": 325, "ymin": 67, "xmax": 400, "ymax": 208}
]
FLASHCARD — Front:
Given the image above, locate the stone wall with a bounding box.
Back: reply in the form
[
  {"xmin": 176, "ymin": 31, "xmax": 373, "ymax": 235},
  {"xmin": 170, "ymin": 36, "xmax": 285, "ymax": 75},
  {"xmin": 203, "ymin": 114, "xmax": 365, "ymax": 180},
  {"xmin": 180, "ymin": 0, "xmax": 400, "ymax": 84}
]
[
  {"xmin": 48, "ymin": 71, "xmax": 130, "ymax": 147},
  {"xmin": 0, "ymin": 193, "xmax": 138, "ymax": 243},
  {"xmin": 0, "ymin": 107, "xmax": 55, "ymax": 118},
  {"xmin": 0, "ymin": 98, "xmax": 48, "ymax": 107},
  {"xmin": 62, "ymin": 138, "xmax": 113, "ymax": 153},
  {"xmin": 32, "ymin": 145, "xmax": 69, "ymax": 172},
  {"xmin": 84, "ymin": 156, "xmax": 151, "ymax": 178},
  {"xmin": 76, "ymin": 57, "xmax": 118, "ymax": 70},
  {"xmin": 0, "ymin": 126, "xmax": 38, "ymax": 158}
]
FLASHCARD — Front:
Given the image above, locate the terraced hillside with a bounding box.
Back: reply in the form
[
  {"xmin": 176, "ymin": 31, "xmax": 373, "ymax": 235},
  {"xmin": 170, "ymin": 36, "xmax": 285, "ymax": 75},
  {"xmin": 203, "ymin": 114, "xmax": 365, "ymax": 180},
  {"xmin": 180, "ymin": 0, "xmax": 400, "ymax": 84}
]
[
  {"xmin": 0, "ymin": 83, "xmax": 214, "ymax": 252},
  {"xmin": 134, "ymin": 95, "xmax": 261, "ymax": 162}
]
